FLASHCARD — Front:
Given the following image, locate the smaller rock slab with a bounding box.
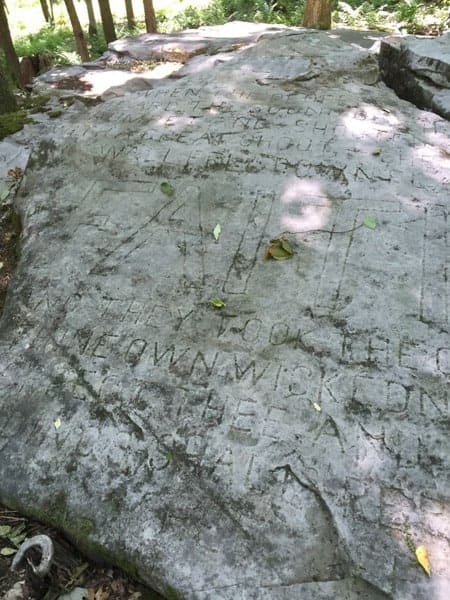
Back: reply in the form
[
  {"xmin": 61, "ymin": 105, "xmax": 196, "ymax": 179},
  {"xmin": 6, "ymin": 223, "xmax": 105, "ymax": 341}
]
[
  {"xmin": 379, "ymin": 32, "xmax": 450, "ymax": 119},
  {"xmin": 107, "ymin": 21, "xmax": 289, "ymax": 62}
]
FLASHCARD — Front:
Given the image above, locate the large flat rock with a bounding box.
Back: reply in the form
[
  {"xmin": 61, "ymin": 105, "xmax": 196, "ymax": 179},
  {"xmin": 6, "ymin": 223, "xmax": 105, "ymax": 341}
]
[{"xmin": 1, "ymin": 24, "xmax": 449, "ymax": 599}]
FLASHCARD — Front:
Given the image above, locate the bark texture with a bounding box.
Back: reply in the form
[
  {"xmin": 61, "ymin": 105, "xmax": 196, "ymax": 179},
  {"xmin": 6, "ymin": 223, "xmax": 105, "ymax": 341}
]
[
  {"xmin": 0, "ymin": 73, "xmax": 17, "ymax": 113},
  {"xmin": 84, "ymin": 0, "xmax": 98, "ymax": 35},
  {"xmin": 63, "ymin": 0, "xmax": 90, "ymax": 62},
  {"xmin": 0, "ymin": 0, "xmax": 21, "ymax": 86},
  {"xmin": 124, "ymin": 0, "xmax": 135, "ymax": 29},
  {"xmin": 143, "ymin": 0, "xmax": 157, "ymax": 33},
  {"xmin": 98, "ymin": 0, "xmax": 117, "ymax": 43},
  {"xmin": 303, "ymin": 0, "xmax": 331, "ymax": 30}
]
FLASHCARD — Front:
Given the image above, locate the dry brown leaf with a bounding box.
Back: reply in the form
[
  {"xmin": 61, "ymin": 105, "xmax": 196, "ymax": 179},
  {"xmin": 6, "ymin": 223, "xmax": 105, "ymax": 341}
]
[
  {"xmin": 264, "ymin": 237, "xmax": 294, "ymax": 260},
  {"xmin": 88, "ymin": 587, "xmax": 109, "ymax": 600},
  {"xmin": 110, "ymin": 579, "xmax": 126, "ymax": 594}
]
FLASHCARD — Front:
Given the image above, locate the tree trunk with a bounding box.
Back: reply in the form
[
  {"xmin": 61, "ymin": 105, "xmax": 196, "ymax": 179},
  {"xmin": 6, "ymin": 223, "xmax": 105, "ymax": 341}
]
[
  {"xmin": 124, "ymin": 0, "xmax": 135, "ymax": 29},
  {"xmin": 98, "ymin": 0, "xmax": 116, "ymax": 43},
  {"xmin": 0, "ymin": 1, "xmax": 21, "ymax": 87},
  {"xmin": 142, "ymin": 0, "xmax": 157, "ymax": 33},
  {"xmin": 0, "ymin": 73, "xmax": 17, "ymax": 113},
  {"xmin": 63, "ymin": 0, "xmax": 90, "ymax": 62},
  {"xmin": 303, "ymin": 0, "xmax": 331, "ymax": 30},
  {"xmin": 39, "ymin": 0, "xmax": 51, "ymax": 22},
  {"xmin": 84, "ymin": 0, "xmax": 97, "ymax": 36}
]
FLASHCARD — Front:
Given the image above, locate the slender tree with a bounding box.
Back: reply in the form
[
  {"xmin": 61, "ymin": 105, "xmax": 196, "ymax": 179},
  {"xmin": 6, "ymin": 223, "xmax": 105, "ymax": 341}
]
[
  {"xmin": 98, "ymin": 0, "xmax": 116, "ymax": 43},
  {"xmin": 142, "ymin": 0, "xmax": 157, "ymax": 33},
  {"xmin": 39, "ymin": 0, "xmax": 51, "ymax": 22},
  {"xmin": 0, "ymin": 73, "xmax": 17, "ymax": 113},
  {"xmin": 124, "ymin": 0, "xmax": 135, "ymax": 29},
  {"xmin": 0, "ymin": 1, "xmax": 21, "ymax": 86},
  {"xmin": 303, "ymin": 0, "xmax": 331, "ymax": 30},
  {"xmin": 84, "ymin": 0, "xmax": 98, "ymax": 36},
  {"xmin": 63, "ymin": 0, "xmax": 90, "ymax": 61}
]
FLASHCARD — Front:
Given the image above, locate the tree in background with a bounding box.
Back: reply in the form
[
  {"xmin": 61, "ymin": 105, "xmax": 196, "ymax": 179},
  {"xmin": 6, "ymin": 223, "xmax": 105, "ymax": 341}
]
[
  {"xmin": 303, "ymin": 0, "xmax": 331, "ymax": 29},
  {"xmin": 39, "ymin": 0, "xmax": 52, "ymax": 23},
  {"xmin": 84, "ymin": 0, "xmax": 98, "ymax": 35},
  {"xmin": 143, "ymin": 0, "xmax": 157, "ymax": 33},
  {"xmin": 98, "ymin": 0, "xmax": 117, "ymax": 43},
  {"xmin": 63, "ymin": 0, "xmax": 90, "ymax": 61},
  {"xmin": 124, "ymin": 0, "xmax": 135, "ymax": 29},
  {"xmin": 0, "ymin": 73, "xmax": 17, "ymax": 113},
  {"xmin": 0, "ymin": 1, "xmax": 21, "ymax": 86}
]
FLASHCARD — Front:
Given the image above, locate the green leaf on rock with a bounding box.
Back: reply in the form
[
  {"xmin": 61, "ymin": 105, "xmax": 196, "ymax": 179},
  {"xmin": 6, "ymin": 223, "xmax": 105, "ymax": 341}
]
[
  {"xmin": 213, "ymin": 223, "xmax": 221, "ymax": 240},
  {"xmin": 363, "ymin": 216, "xmax": 377, "ymax": 230},
  {"xmin": 0, "ymin": 188, "xmax": 9, "ymax": 202},
  {"xmin": 10, "ymin": 533, "xmax": 26, "ymax": 546},
  {"xmin": 160, "ymin": 182, "xmax": 174, "ymax": 196},
  {"xmin": 209, "ymin": 298, "xmax": 226, "ymax": 308},
  {"xmin": 280, "ymin": 238, "xmax": 293, "ymax": 254},
  {"xmin": 0, "ymin": 525, "xmax": 12, "ymax": 537},
  {"xmin": 0, "ymin": 547, "xmax": 17, "ymax": 556},
  {"xmin": 265, "ymin": 237, "xmax": 294, "ymax": 260}
]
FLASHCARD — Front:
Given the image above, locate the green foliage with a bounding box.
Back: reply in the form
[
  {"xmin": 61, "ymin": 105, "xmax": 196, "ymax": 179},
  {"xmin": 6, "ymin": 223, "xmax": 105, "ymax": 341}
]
[
  {"xmin": 0, "ymin": 111, "xmax": 32, "ymax": 140},
  {"xmin": 173, "ymin": 0, "xmax": 449, "ymax": 31},
  {"xmin": 14, "ymin": 23, "xmax": 75, "ymax": 61},
  {"xmin": 5, "ymin": 0, "xmax": 450, "ymax": 76},
  {"xmin": 174, "ymin": 0, "xmax": 304, "ymax": 29},
  {"xmin": 336, "ymin": 0, "xmax": 450, "ymax": 33}
]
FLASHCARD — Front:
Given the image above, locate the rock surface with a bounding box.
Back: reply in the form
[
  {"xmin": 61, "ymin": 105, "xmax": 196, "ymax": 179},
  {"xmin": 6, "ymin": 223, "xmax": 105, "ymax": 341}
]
[
  {"xmin": 379, "ymin": 32, "xmax": 450, "ymax": 119},
  {"xmin": 1, "ymin": 23, "xmax": 450, "ymax": 600},
  {"xmin": 33, "ymin": 24, "xmax": 385, "ymax": 100}
]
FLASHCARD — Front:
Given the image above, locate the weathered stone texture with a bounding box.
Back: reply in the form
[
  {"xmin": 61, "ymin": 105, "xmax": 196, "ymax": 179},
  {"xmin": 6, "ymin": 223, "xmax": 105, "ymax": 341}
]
[
  {"xmin": 379, "ymin": 32, "xmax": 450, "ymax": 119},
  {"xmin": 0, "ymin": 24, "xmax": 449, "ymax": 600}
]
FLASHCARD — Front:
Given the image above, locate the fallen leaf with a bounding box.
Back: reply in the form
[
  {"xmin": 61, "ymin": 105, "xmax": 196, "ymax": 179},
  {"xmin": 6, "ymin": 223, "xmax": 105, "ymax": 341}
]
[
  {"xmin": 209, "ymin": 297, "xmax": 226, "ymax": 308},
  {"xmin": 363, "ymin": 216, "xmax": 377, "ymax": 230},
  {"xmin": 9, "ymin": 533, "xmax": 26, "ymax": 546},
  {"xmin": 313, "ymin": 402, "xmax": 322, "ymax": 412},
  {"xmin": 160, "ymin": 182, "xmax": 174, "ymax": 196},
  {"xmin": 280, "ymin": 238, "xmax": 293, "ymax": 254},
  {"xmin": 7, "ymin": 167, "xmax": 23, "ymax": 181},
  {"xmin": 88, "ymin": 588, "xmax": 110, "ymax": 600},
  {"xmin": 415, "ymin": 545, "xmax": 431, "ymax": 576},
  {"xmin": 110, "ymin": 579, "xmax": 126, "ymax": 594},
  {"xmin": 0, "ymin": 525, "xmax": 12, "ymax": 537},
  {"xmin": 265, "ymin": 237, "xmax": 294, "ymax": 260},
  {"xmin": 0, "ymin": 189, "xmax": 9, "ymax": 202},
  {"xmin": 54, "ymin": 417, "xmax": 62, "ymax": 430},
  {"xmin": 213, "ymin": 223, "xmax": 222, "ymax": 240},
  {"xmin": 0, "ymin": 547, "xmax": 17, "ymax": 556},
  {"xmin": 372, "ymin": 148, "xmax": 382, "ymax": 156}
]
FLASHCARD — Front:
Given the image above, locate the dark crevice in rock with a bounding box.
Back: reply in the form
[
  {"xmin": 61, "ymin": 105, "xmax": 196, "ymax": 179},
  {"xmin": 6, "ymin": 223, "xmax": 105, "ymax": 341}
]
[
  {"xmin": 379, "ymin": 34, "xmax": 450, "ymax": 120},
  {"xmin": 0, "ymin": 198, "xmax": 22, "ymax": 318}
]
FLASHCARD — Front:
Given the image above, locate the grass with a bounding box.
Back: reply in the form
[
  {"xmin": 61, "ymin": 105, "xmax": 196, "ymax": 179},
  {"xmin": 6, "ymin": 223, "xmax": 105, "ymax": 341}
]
[{"xmin": 3, "ymin": 0, "xmax": 450, "ymax": 70}]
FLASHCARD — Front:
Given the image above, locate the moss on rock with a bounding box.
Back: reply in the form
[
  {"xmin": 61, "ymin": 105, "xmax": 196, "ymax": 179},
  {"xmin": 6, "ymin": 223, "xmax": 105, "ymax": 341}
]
[{"xmin": 0, "ymin": 110, "xmax": 32, "ymax": 140}]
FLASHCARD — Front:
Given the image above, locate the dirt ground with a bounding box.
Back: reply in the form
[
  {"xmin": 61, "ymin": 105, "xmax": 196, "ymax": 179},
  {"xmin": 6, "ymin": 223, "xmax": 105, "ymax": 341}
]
[{"xmin": 0, "ymin": 176, "xmax": 163, "ymax": 600}]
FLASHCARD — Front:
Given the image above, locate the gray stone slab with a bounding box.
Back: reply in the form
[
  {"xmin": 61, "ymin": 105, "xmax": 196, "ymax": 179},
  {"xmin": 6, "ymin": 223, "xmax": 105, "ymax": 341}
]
[
  {"xmin": 1, "ymin": 23, "xmax": 449, "ymax": 600},
  {"xmin": 379, "ymin": 33, "xmax": 450, "ymax": 119}
]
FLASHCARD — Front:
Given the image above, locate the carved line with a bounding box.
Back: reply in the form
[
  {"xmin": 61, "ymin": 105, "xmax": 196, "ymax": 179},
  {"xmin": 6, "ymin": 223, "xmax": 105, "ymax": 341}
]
[
  {"xmin": 222, "ymin": 194, "xmax": 274, "ymax": 293},
  {"xmin": 88, "ymin": 196, "xmax": 176, "ymax": 274}
]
